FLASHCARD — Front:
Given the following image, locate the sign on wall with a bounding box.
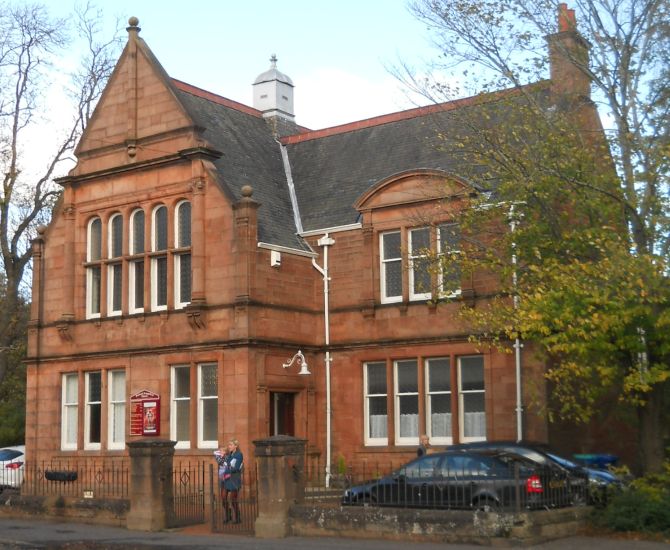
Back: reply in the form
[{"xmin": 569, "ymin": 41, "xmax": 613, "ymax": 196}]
[{"xmin": 130, "ymin": 389, "xmax": 161, "ymax": 436}]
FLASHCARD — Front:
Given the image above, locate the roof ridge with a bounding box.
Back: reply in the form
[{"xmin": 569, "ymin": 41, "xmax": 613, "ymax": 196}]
[
  {"xmin": 171, "ymin": 78, "xmax": 263, "ymax": 118},
  {"xmin": 280, "ymin": 82, "xmax": 549, "ymax": 145}
]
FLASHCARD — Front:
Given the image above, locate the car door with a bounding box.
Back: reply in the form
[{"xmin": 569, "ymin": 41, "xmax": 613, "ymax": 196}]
[
  {"xmin": 434, "ymin": 454, "xmax": 476, "ymax": 509},
  {"xmin": 400, "ymin": 454, "xmax": 442, "ymax": 507}
]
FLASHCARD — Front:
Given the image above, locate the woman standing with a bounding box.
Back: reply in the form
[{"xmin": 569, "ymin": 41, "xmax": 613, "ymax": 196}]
[{"xmin": 217, "ymin": 439, "xmax": 243, "ymax": 523}]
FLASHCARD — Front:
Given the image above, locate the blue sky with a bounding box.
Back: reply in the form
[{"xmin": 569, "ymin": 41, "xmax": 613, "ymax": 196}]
[{"xmin": 50, "ymin": 0, "xmax": 438, "ymax": 129}]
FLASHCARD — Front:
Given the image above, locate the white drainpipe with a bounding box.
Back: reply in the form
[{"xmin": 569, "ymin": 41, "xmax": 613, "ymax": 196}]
[
  {"xmin": 312, "ymin": 234, "xmax": 335, "ymax": 487},
  {"xmin": 509, "ymin": 205, "xmax": 523, "ymax": 442}
]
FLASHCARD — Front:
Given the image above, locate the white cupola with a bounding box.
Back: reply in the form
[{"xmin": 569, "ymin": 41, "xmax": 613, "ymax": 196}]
[{"xmin": 252, "ymin": 54, "xmax": 295, "ymax": 121}]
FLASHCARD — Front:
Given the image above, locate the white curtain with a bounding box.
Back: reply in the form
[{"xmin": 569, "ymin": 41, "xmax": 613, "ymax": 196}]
[
  {"xmin": 399, "ymin": 413, "xmax": 419, "ymax": 437},
  {"xmin": 431, "ymin": 412, "xmax": 452, "ymax": 437},
  {"xmin": 464, "ymin": 412, "xmax": 486, "ymax": 437},
  {"xmin": 369, "ymin": 414, "xmax": 387, "ymax": 438}
]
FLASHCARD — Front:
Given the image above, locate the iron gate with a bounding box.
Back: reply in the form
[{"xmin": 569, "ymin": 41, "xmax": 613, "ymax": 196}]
[
  {"xmin": 210, "ymin": 463, "xmax": 258, "ymax": 535},
  {"xmin": 170, "ymin": 460, "xmax": 206, "ymax": 527}
]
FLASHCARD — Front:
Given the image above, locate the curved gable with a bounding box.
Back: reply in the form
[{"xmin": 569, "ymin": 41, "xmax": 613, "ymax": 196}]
[{"xmin": 355, "ymin": 169, "xmax": 474, "ymax": 212}]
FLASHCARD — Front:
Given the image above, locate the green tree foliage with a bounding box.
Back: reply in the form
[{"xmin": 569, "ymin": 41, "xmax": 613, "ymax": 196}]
[{"xmin": 408, "ymin": 0, "xmax": 669, "ymax": 473}]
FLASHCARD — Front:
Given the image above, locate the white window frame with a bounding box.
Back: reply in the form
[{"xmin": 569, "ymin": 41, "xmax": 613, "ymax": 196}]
[
  {"xmin": 61, "ymin": 373, "xmax": 79, "ymax": 451},
  {"xmin": 394, "ymin": 359, "xmax": 419, "ymax": 446},
  {"xmin": 107, "ymin": 214, "xmax": 123, "ymax": 316},
  {"xmin": 151, "ymin": 205, "xmax": 168, "ymax": 312},
  {"xmin": 84, "ymin": 371, "xmax": 102, "ymax": 451},
  {"xmin": 129, "ymin": 209, "xmax": 145, "ymax": 314},
  {"xmin": 174, "ymin": 200, "xmax": 191, "ymax": 309},
  {"xmin": 197, "ymin": 363, "xmax": 218, "ymax": 449},
  {"xmin": 425, "ymin": 357, "xmax": 452, "ymax": 445},
  {"xmin": 438, "ymin": 223, "xmax": 462, "ymax": 298},
  {"xmin": 457, "ymin": 355, "xmax": 486, "ymax": 443},
  {"xmin": 380, "ymin": 231, "xmax": 402, "ymax": 304},
  {"xmin": 363, "ymin": 362, "xmax": 388, "ymax": 446},
  {"xmin": 408, "ymin": 227, "xmax": 432, "ymax": 301},
  {"xmin": 107, "ymin": 263, "xmax": 122, "ymax": 317},
  {"xmin": 107, "ymin": 370, "xmax": 126, "ymax": 450},
  {"xmin": 86, "ymin": 217, "xmax": 102, "ymax": 319},
  {"xmin": 170, "ymin": 365, "xmax": 191, "ymax": 449}
]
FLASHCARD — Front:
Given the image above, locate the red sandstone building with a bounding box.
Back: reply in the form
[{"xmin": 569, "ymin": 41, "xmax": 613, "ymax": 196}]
[{"xmin": 25, "ymin": 9, "xmax": 603, "ymax": 473}]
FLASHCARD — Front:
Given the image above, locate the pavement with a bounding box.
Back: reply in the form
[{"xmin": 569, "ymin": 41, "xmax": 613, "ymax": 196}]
[{"xmin": 0, "ymin": 518, "xmax": 668, "ymax": 550}]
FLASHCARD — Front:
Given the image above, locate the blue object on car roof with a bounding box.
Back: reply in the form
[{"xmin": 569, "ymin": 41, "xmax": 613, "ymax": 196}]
[{"xmin": 572, "ymin": 454, "xmax": 618, "ymax": 469}]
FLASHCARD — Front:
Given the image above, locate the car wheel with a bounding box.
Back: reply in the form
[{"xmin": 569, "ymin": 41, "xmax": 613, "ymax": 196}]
[{"xmin": 474, "ymin": 498, "xmax": 500, "ymax": 512}]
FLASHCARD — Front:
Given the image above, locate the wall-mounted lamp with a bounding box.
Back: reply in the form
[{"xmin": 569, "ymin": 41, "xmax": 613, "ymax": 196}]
[{"xmin": 282, "ymin": 350, "xmax": 310, "ymax": 376}]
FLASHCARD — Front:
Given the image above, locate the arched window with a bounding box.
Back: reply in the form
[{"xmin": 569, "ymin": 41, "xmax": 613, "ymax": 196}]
[
  {"xmin": 151, "ymin": 205, "xmax": 168, "ymax": 311},
  {"xmin": 174, "ymin": 200, "xmax": 191, "ymax": 308},
  {"xmin": 86, "ymin": 217, "xmax": 102, "ymax": 318},
  {"xmin": 129, "ymin": 209, "xmax": 145, "ymax": 313},
  {"xmin": 107, "ymin": 213, "xmax": 123, "ymax": 316}
]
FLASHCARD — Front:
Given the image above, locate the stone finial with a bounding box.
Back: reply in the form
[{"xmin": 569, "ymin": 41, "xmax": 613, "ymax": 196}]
[
  {"xmin": 127, "ymin": 16, "xmax": 141, "ymax": 33},
  {"xmin": 241, "ymin": 185, "xmax": 253, "ymax": 198},
  {"xmin": 36, "ymin": 225, "xmax": 47, "ymax": 236},
  {"xmin": 270, "ymin": 54, "xmax": 277, "ymax": 68}
]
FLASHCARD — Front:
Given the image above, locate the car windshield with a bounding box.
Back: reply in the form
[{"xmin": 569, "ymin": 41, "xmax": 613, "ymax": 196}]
[{"xmin": 0, "ymin": 449, "xmax": 23, "ymax": 461}]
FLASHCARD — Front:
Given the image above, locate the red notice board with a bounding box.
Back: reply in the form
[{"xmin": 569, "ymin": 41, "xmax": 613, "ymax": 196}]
[{"xmin": 130, "ymin": 390, "xmax": 160, "ymax": 436}]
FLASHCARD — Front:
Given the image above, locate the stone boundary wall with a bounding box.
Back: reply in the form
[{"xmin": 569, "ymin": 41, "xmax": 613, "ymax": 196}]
[
  {"xmin": 0, "ymin": 491, "xmax": 129, "ymax": 527},
  {"xmin": 289, "ymin": 504, "xmax": 592, "ymax": 546}
]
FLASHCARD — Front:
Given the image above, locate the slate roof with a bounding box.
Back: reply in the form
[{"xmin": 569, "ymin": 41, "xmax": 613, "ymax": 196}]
[
  {"xmin": 171, "ymin": 81, "xmax": 309, "ymax": 251},
  {"xmin": 166, "ymin": 57, "xmax": 548, "ymax": 246},
  {"xmin": 282, "ymin": 89, "xmax": 546, "ymax": 232}
]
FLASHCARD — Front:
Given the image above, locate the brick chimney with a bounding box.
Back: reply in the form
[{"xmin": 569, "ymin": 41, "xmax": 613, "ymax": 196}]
[{"xmin": 546, "ymin": 3, "xmax": 591, "ymax": 99}]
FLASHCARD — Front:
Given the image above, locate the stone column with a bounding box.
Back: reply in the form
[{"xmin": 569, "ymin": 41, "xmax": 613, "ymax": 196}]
[
  {"xmin": 253, "ymin": 435, "xmax": 307, "ymax": 538},
  {"xmin": 126, "ymin": 439, "xmax": 176, "ymax": 531}
]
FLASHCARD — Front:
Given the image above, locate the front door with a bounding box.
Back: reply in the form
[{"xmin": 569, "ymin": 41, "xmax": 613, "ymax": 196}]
[{"xmin": 269, "ymin": 392, "xmax": 295, "ymax": 436}]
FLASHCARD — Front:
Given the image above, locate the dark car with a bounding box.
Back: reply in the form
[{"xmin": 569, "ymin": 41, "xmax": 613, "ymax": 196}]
[
  {"xmin": 546, "ymin": 452, "xmax": 624, "ymax": 504},
  {"xmin": 341, "ymin": 450, "xmax": 568, "ymax": 511},
  {"xmin": 448, "ymin": 441, "xmax": 590, "ymax": 505}
]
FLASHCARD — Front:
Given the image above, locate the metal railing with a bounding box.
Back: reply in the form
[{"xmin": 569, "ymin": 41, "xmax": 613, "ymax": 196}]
[
  {"xmin": 21, "ymin": 458, "xmax": 129, "ymax": 499},
  {"xmin": 170, "ymin": 460, "xmax": 206, "ymax": 527}
]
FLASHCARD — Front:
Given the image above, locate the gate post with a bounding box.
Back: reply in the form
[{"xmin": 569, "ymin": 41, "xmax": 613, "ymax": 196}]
[
  {"xmin": 253, "ymin": 435, "xmax": 307, "ymax": 538},
  {"xmin": 126, "ymin": 439, "xmax": 176, "ymax": 531}
]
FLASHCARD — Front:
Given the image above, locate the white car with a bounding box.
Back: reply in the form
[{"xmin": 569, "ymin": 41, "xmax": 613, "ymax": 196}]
[{"xmin": 0, "ymin": 445, "xmax": 25, "ymax": 489}]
